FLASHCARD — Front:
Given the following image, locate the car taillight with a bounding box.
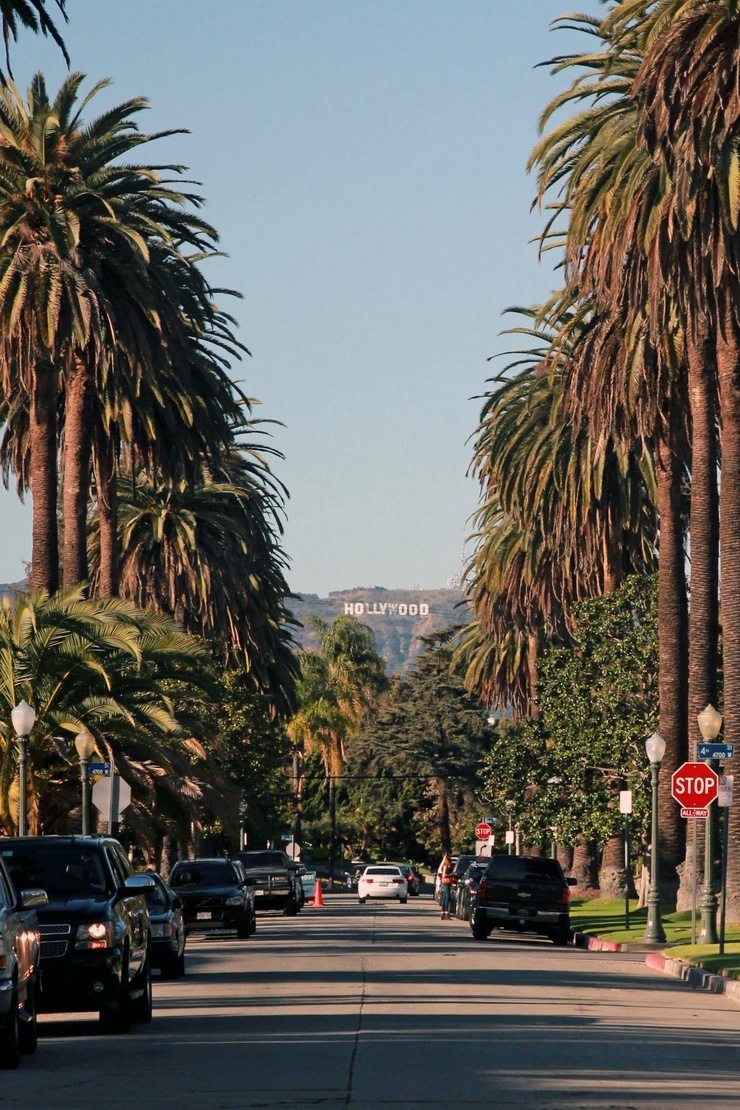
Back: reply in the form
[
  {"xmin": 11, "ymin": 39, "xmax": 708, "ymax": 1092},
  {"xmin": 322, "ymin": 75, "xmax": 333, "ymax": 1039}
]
[
  {"xmin": 393, "ymin": 878, "xmax": 404, "ymax": 884},
  {"xmin": 365, "ymin": 878, "xmax": 373, "ymax": 883},
  {"xmin": 477, "ymin": 879, "xmax": 487, "ymax": 899},
  {"xmin": 561, "ymin": 885, "xmax": 571, "ymax": 905}
]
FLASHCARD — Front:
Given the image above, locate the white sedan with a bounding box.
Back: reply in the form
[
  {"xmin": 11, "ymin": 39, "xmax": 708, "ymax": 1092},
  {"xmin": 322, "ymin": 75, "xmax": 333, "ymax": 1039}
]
[{"xmin": 358, "ymin": 865, "xmax": 408, "ymax": 904}]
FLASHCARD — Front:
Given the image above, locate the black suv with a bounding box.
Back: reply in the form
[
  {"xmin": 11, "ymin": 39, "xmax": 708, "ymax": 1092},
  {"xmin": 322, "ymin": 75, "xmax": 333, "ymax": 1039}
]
[
  {"xmin": 469, "ymin": 855, "xmax": 573, "ymax": 946},
  {"xmin": 236, "ymin": 850, "xmax": 303, "ymax": 915},
  {"xmin": 0, "ymin": 836, "xmax": 154, "ymax": 1033},
  {"xmin": 168, "ymin": 858, "xmax": 256, "ymax": 938}
]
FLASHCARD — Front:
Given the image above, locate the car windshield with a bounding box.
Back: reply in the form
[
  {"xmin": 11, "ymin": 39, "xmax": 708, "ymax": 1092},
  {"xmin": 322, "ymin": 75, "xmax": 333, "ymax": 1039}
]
[
  {"xmin": 485, "ymin": 856, "xmax": 563, "ymax": 883},
  {"xmin": 1, "ymin": 843, "xmax": 113, "ymax": 897},
  {"xmin": 238, "ymin": 852, "xmax": 286, "ymax": 868},
  {"xmin": 170, "ymin": 861, "xmax": 238, "ymax": 888}
]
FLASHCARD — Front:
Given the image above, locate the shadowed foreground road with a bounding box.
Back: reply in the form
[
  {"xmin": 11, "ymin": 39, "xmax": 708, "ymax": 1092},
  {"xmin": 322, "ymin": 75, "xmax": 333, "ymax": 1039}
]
[{"xmin": 3, "ymin": 894, "xmax": 740, "ymax": 1109}]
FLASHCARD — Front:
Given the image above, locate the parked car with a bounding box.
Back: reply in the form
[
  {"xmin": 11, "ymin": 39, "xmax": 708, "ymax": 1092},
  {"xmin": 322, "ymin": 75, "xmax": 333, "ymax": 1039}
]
[
  {"xmin": 446, "ymin": 854, "xmax": 477, "ymax": 913},
  {"xmin": 469, "ymin": 854, "xmax": 575, "ymax": 945},
  {"xmin": 0, "ymin": 852, "xmax": 45, "ymax": 1067},
  {"xmin": 358, "ymin": 865, "xmax": 408, "ymax": 904},
  {"xmin": 144, "ymin": 872, "xmax": 186, "ymax": 979},
  {"xmin": 236, "ymin": 849, "xmax": 304, "ymax": 914},
  {"xmin": 454, "ymin": 861, "xmax": 487, "ymax": 921},
  {"xmin": 1, "ymin": 835, "xmax": 154, "ymax": 1034},
  {"xmin": 381, "ymin": 862, "xmax": 420, "ymax": 897},
  {"xmin": 169, "ymin": 858, "xmax": 256, "ymax": 938}
]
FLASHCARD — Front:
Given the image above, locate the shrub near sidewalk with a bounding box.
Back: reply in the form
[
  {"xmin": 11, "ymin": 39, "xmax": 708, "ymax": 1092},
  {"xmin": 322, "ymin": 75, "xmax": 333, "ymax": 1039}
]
[{"xmin": 570, "ymin": 897, "xmax": 740, "ymax": 970}]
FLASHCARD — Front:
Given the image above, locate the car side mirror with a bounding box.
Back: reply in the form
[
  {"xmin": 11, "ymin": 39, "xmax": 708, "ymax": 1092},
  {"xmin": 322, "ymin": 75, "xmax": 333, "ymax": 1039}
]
[
  {"xmin": 20, "ymin": 888, "xmax": 48, "ymax": 909},
  {"xmin": 172, "ymin": 897, "xmax": 183, "ymax": 910},
  {"xmin": 120, "ymin": 873, "xmax": 156, "ymax": 898}
]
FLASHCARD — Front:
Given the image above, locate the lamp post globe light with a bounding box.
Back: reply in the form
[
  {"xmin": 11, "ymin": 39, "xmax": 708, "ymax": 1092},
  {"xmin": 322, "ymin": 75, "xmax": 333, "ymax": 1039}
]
[
  {"xmin": 11, "ymin": 699, "xmax": 36, "ymax": 837},
  {"xmin": 644, "ymin": 731, "xmax": 667, "ymax": 944},
  {"xmin": 74, "ymin": 727, "xmax": 96, "ymax": 836},
  {"xmin": 697, "ymin": 703, "xmax": 722, "ymax": 944}
]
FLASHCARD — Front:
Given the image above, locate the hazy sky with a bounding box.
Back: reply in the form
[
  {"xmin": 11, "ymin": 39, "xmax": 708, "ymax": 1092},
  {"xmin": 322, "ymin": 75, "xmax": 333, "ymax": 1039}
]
[{"xmin": 6, "ymin": 1, "xmax": 584, "ymax": 596}]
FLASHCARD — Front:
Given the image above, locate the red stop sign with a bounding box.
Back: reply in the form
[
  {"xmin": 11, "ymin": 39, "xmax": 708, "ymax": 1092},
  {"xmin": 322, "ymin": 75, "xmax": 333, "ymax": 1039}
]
[
  {"xmin": 475, "ymin": 822, "xmax": 493, "ymax": 840},
  {"xmin": 671, "ymin": 762, "xmax": 719, "ymax": 808}
]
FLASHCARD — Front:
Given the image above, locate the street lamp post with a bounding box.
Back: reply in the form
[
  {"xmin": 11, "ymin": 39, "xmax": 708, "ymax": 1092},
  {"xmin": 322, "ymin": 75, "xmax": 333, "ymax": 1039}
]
[
  {"xmin": 506, "ymin": 801, "xmax": 514, "ymax": 855},
  {"xmin": 698, "ymin": 703, "xmax": 723, "ymax": 944},
  {"xmin": 644, "ymin": 731, "xmax": 667, "ymax": 944},
  {"xmin": 11, "ymin": 699, "xmax": 36, "ymax": 837},
  {"xmin": 74, "ymin": 728, "xmax": 96, "ymax": 836}
]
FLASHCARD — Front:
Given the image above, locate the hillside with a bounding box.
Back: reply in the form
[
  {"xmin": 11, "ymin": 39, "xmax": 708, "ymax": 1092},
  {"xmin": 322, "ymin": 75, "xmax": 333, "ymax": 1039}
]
[{"xmin": 286, "ymin": 586, "xmax": 468, "ymax": 674}]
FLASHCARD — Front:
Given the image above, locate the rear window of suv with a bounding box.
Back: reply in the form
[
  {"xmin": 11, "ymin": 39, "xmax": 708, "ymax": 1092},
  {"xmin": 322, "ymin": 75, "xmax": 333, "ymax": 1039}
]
[
  {"xmin": 170, "ymin": 861, "xmax": 238, "ymax": 887},
  {"xmin": 485, "ymin": 857, "xmax": 563, "ymax": 883}
]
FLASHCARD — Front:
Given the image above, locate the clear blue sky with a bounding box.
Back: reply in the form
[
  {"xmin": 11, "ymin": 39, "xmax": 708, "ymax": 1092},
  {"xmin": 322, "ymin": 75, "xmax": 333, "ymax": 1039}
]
[{"xmin": 5, "ymin": 0, "xmax": 584, "ymax": 596}]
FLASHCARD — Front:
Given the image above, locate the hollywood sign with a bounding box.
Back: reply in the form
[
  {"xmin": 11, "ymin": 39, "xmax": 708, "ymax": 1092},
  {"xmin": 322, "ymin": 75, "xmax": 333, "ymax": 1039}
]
[{"xmin": 344, "ymin": 602, "xmax": 429, "ymax": 618}]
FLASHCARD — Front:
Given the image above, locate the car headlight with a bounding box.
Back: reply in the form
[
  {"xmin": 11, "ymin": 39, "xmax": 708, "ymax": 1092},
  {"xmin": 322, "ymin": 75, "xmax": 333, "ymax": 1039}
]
[
  {"xmin": 75, "ymin": 922, "xmax": 114, "ymax": 949},
  {"xmin": 225, "ymin": 895, "xmax": 243, "ymax": 906}
]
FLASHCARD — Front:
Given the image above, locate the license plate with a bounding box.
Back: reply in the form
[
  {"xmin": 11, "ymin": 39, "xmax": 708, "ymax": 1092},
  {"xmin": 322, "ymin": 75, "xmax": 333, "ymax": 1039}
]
[
  {"xmin": 254, "ymin": 889, "xmax": 266, "ymax": 896},
  {"xmin": 196, "ymin": 911, "xmax": 212, "ymax": 920}
]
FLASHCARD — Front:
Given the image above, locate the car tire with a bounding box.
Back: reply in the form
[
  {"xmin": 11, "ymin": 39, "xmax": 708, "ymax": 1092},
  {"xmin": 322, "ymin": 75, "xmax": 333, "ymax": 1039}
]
[
  {"xmin": 131, "ymin": 957, "xmax": 153, "ymax": 1024},
  {"xmin": 18, "ymin": 978, "xmax": 38, "ymax": 1055},
  {"xmin": 0, "ymin": 983, "xmax": 20, "ymax": 1069},
  {"xmin": 470, "ymin": 911, "xmax": 489, "ymax": 941},
  {"xmin": 161, "ymin": 951, "xmax": 182, "ymax": 980},
  {"xmin": 100, "ymin": 949, "xmax": 132, "ymax": 1035},
  {"xmin": 551, "ymin": 927, "xmax": 571, "ymax": 947},
  {"xmin": 400, "ymin": 897, "xmax": 408, "ymax": 904},
  {"xmin": 283, "ymin": 897, "xmax": 298, "ymax": 917},
  {"xmin": 358, "ymin": 897, "xmax": 366, "ymax": 904},
  {"xmin": 236, "ymin": 914, "xmax": 251, "ymax": 939}
]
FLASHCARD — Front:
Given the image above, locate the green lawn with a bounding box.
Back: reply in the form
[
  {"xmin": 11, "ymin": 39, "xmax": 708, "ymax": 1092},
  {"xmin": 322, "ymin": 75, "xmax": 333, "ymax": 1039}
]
[{"xmin": 570, "ymin": 897, "xmax": 740, "ymax": 977}]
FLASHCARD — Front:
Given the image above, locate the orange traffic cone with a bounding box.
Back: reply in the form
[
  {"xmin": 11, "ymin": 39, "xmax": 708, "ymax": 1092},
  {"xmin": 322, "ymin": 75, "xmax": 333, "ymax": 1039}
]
[{"xmin": 312, "ymin": 880, "xmax": 324, "ymax": 908}]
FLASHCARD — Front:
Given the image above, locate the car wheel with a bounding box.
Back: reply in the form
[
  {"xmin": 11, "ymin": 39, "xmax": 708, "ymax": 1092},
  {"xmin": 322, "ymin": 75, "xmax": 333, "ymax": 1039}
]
[
  {"xmin": 0, "ymin": 983, "xmax": 20, "ymax": 1069},
  {"xmin": 161, "ymin": 949, "xmax": 183, "ymax": 980},
  {"xmin": 358, "ymin": 897, "xmax": 366, "ymax": 904},
  {"xmin": 283, "ymin": 897, "xmax": 298, "ymax": 916},
  {"xmin": 400, "ymin": 897, "xmax": 408, "ymax": 904},
  {"xmin": 131, "ymin": 957, "xmax": 153, "ymax": 1024},
  {"xmin": 236, "ymin": 914, "xmax": 251, "ymax": 939},
  {"xmin": 470, "ymin": 911, "xmax": 489, "ymax": 941},
  {"xmin": 551, "ymin": 927, "xmax": 571, "ymax": 947},
  {"xmin": 18, "ymin": 978, "xmax": 38, "ymax": 1055},
  {"xmin": 100, "ymin": 949, "xmax": 132, "ymax": 1035}
]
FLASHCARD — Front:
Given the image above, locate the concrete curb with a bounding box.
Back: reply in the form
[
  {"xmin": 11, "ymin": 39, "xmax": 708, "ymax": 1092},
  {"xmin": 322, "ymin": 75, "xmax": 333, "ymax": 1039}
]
[
  {"xmin": 574, "ymin": 929, "xmax": 740, "ymax": 1003},
  {"xmin": 644, "ymin": 951, "xmax": 740, "ymax": 1003}
]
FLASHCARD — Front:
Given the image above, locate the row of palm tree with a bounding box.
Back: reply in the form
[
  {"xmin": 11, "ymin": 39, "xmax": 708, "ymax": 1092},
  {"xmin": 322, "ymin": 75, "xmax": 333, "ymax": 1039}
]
[
  {"xmin": 0, "ymin": 8, "xmax": 298, "ymax": 847},
  {"xmin": 463, "ymin": 0, "xmax": 740, "ymax": 911}
]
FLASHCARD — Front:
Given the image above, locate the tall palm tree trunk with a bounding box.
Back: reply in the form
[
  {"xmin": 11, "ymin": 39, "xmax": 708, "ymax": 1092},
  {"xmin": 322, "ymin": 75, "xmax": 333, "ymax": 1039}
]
[
  {"xmin": 717, "ymin": 313, "xmax": 740, "ymax": 918},
  {"xmin": 29, "ymin": 360, "xmax": 59, "ymax": 593},
  {"xmin": 62, "ymin": 355, "xmax": 94, "ymax": 587},
  {"xmin": 679, "ymin": 324, "xmax": 719, "ymax": 906},
  {"xmin": 655, "ymin": 416, "xmax": 689, "ymax": 906},
  {"xmin": 93, "ymin": 436, "xmax": 119, "ymax": 597}
]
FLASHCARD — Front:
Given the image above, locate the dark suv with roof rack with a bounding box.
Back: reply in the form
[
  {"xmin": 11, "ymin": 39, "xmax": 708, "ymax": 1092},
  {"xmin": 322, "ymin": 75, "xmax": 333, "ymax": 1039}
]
[
  {"xmin": 0, "ymin": 836, "xmax": 154, "ymax": 1033},
  {"xmin": 469, "ymin": 854, "xmax": 575, "ymax": 946}
]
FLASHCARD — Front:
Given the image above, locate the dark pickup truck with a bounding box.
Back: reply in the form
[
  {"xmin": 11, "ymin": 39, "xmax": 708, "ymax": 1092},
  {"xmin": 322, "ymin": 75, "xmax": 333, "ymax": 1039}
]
[
  {"xmin": 469, "ymin": 854, "xmax": 574, "ymax": 946},
  {"xmin": 236, "ymin": 850, "xmax": 303, "ymax": 915}
]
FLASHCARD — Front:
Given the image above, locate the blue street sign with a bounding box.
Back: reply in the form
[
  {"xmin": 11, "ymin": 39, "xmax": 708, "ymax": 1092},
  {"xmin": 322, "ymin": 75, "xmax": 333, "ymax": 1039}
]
[
  {"xmin": 698, "ymin": 743, "xmax": 736, "ymax": 761},
  {"xmin": 88, "ymin": 761, "xmax": 111, "ymax": 776}
]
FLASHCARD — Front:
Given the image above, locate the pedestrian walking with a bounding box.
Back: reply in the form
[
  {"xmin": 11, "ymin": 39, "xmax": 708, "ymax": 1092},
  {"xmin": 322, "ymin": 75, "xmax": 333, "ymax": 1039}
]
[{"xmin": 439, "ymin": 854, "xmax": 454, "ymax": 919}]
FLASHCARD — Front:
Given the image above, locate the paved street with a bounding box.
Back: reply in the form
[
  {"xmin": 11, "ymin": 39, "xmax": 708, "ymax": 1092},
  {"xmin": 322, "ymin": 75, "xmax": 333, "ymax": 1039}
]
[{"xmin": 3, "ymin": 894, "xmax": 740, "ymax": 1109}]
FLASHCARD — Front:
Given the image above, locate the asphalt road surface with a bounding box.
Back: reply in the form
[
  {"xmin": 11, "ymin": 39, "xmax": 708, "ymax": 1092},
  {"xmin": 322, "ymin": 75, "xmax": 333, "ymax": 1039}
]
[{"xmin": 4, "ymin": 894, "xmax": 740, "ymax": 1109}]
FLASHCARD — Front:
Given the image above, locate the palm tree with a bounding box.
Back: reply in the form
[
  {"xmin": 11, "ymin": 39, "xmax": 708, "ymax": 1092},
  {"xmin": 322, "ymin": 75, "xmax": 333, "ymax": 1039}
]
[
  {"xmin": 0, "ymin": 1, "xmax": 68, "ymax": 80},
  {"xmin": 0, "ymin": 72, "xmax": 242, "ymax": 592},
  {"xmin": 0, "ymin": 586, "xmax": 210, "ymax": 834},
  {"xmin": 89, "ymin": 442, "xmax": 298, "ymax": 716}
]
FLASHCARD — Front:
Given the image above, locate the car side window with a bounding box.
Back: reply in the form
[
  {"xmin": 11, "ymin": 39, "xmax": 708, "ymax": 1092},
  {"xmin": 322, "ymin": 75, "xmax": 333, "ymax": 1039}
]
[
  {"xmin": 0, "ymin": 868, "xmax": 10, "ymax": 909},
  {"xmin": 106, "ymin": 848, "xmax": 129, "ymax": 889}
]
